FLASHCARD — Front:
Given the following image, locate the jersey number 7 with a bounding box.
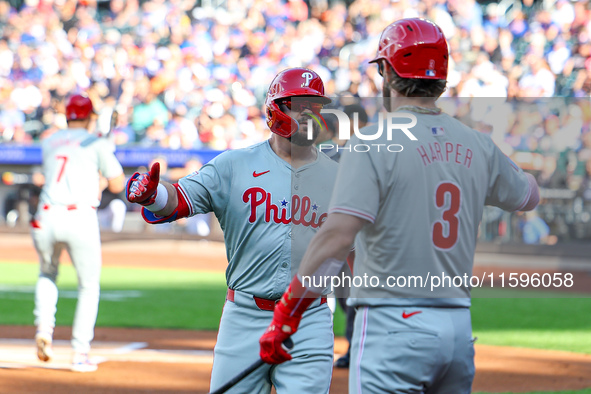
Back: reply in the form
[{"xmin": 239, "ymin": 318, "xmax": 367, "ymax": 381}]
[
  {"xmin": 432, "ymin": 182, "xmax": 460, "ymax": 250},
  {"xmin": 56, "ymin": 155, "xmax": 68, "ymax": 183}
]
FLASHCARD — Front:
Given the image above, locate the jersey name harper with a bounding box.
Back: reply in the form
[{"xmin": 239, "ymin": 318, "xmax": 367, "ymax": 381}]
[
  {"xmin": 243, "ymin": 187, "xmax": 326, "ymax": 228},
  {"xmin": 416, "ymin": 141, "xmax": 473, "ymax": 169}
]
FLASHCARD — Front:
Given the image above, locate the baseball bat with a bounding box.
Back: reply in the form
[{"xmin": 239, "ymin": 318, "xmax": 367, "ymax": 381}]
[
  {"xmin": 208, "ymin": 338, "xmax": 294, "ymax": 394},
  {"xmin": 96, "ymin": 107, "xmax": 118, "ymax": 138},
  {"xmin": 109, "ymin": 109, "xmax": 119, "ymax": 135}
]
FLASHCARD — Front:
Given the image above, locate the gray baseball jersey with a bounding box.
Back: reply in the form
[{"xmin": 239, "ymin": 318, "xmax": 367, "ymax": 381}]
[
  {"xmin": 177, "ymin": 140, "xmax": 338, "ymax": 393},
  {"xmin": 39, "ymin": 128, "xmax": 123, "ymax": 208},
  {"xmin": 178, "ymin": 140, "xmax": 338, "ymax": 299},
  {"xmin": 32, "ymin": 127, "xmax": 123, "ymax": 354},
  {"xmin": 329, "ymin": 110, "xmax": 531, "ymax": 307}
]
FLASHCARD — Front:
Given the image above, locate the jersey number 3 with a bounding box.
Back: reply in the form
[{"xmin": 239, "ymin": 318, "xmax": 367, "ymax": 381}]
[{"xmin": 432, "ymin": 182, "xmax": 461, "ymax": 250}]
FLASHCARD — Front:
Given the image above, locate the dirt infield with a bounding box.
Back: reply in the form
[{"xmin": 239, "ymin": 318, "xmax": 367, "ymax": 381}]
[
  {"xmin": 2, "ymin": 325, "xmax": 591, "ymax": 393},
  {"xmin": 2, "ymin": 232, "xmax": 591, "ymax": 393}
]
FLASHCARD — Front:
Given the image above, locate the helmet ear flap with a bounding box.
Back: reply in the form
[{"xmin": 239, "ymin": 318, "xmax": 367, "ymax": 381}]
[{"xmin": 266, "ymin": 101, "xmax": 299, "ymax": 138}]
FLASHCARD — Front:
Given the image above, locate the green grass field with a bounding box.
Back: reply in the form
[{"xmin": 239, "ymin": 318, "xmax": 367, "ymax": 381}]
[
  {"xmin": 0, "ymin": 261, "xmax": 227, "ymax": 329},
  {"xmin": 1, "ymin": 261, "xmax": 590, "ymax": 352},
  {"xmin": 471, "ymin": 287, "xmax": 591, "ymax": 353},
  {"xmin": 1, "ymin": 261, "xmax": 591, "ymax": 393}
]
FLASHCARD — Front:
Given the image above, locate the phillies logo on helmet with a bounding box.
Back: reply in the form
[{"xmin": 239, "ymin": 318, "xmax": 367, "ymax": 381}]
[
  {"xmin": 301, "ymin": 72, "xmax": 314, "ymax": 87},
  {"xmin": 243, "ymin": 187, "xmax": 327, "ymax": 228}
]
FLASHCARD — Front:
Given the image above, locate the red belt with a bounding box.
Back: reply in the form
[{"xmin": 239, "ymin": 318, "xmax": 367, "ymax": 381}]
[
  {"xmin": 226, "ymin": 289, "xmax": 326, "ymax": 311},
  {"xmin": 42, "ymin": 204, "xmax": 95, "ymax": 210}
]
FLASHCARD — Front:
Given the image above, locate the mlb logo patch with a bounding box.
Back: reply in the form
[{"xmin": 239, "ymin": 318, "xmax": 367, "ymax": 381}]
[
  {"xmin": 431, "ymin": 127, "xmax": 445, "ymax": 136},
  {"xmin": 425, "ymin": 70, "xmax": 436, "ymax": 77}
]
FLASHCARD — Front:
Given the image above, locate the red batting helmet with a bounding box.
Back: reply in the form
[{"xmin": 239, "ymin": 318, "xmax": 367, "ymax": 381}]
[
  {"xmin": 66, "ymin": 94, "xmax": 94, "ymax": 121},
  {"xmin": 265, "ymin": 68, "xmax": 331, "ymax": 138},
  {"xmin": 370, "ymin": 18, "xmax": 448, "ymax": 80}
]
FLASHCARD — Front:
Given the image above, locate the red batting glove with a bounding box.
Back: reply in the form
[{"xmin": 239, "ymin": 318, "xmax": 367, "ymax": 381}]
[
  {"xmin": 126, "ymin": 162, "xmax": 160, "ymax": 206},
  {"xmin": 259, "ymin": 301, "xmax": 301, "ymax": 364},
  {"xmin": 259, "ymin": 275, "xmax": 321, "ymax": 364}
]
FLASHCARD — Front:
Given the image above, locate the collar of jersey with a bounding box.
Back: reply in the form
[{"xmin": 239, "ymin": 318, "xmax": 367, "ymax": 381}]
[
  {"xmin": 395, "ymin": 105, "xmax": 442, "ymax": 115},
  {"xmin": 264, "ymin": 139, "xmax": 320, "ymax": 173}
]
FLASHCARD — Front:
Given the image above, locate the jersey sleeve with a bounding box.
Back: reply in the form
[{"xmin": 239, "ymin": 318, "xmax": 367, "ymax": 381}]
[
  {"xmin": 484, "ymin": 138, "xmax": 531, "ymax": 211},
  {"xmin": 328, "ymin": 138, "xmax": 380, "ymax": 223},
  {"xmin": 177, "ymin": 153, "xmax": 231, "ymax": 216},
  {"xmin": 96, "ymin": 139, "xmax": 123, "ymax": 179}
]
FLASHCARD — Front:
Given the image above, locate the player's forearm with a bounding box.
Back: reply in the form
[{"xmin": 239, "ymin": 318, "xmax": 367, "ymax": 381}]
[
  {"xmin": 298, "ymin": 213, "xmax": 363, "ymax": 279},
  {"xmin": 150, "ymin": 181, "xmax": 178, "ymax": 217}
]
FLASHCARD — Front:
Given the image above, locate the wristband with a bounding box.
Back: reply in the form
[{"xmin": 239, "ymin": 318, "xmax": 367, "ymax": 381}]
[{"xmin": 144, "ymin": 183, "xmax": 168, "ymax": 212}]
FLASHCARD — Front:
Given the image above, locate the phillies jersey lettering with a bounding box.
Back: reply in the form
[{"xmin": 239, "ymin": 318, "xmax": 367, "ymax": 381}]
[
  {"xmin": 416, "ymin": 142, "xmax": 473, "ymax": 168},
  {"xmin": 178, "ymin": 141, "xmax": 338, "ymax": 299},
  {"xmin": 242, "ymin": 187, "xmax": 327, "ymax": 227}
]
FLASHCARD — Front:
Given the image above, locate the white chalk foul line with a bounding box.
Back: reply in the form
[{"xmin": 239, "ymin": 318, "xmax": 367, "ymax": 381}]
[
  {"xmin": 0, "ymin": 338, "xmax": 213, "ymax": 368},
  {"xmin": 0, "ymin": 285, "xmax": 143, "ymax": 301},
  {"xmin": 107, "ymin": 342, "xmax": 148, "ymax": 354}
]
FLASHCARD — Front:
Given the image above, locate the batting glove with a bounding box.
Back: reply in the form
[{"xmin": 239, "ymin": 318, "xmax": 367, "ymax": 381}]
[
  {"xmin": 259, "ymin": 302, "xmax": 301, "ymax": 364},
  {"xmin": 126, "ymin": 162, "xmax": 160, "ymax": 206},
  {"xmin": 259, "ymin": 275, "xmax": 320, "ymax": 364}
]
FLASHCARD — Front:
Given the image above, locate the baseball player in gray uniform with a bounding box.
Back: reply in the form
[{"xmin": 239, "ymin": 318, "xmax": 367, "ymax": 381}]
[
  {"xmin": 32, "ymin": 94, "xmax": 125, "ymax": 372},
  {"xmin": 126, "ymin": 68, "xmax": 341, "ymax": 393},
  {"xmin": 259, "ymin": 18, "xmax": 541, "ymax": 393}
]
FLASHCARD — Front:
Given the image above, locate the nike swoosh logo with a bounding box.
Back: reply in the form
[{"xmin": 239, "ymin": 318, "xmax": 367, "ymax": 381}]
[
  {"xmin": 253, "ymin": 170, "xmax": 270, "ymax": 177},
  {"xmin": 402, "ymin": 311, "xmax": 422, "ymax": 319}
]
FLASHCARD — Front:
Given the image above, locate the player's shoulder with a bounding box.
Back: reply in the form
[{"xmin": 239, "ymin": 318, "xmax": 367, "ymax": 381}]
[
  {"xmin": 42, "ymin": 128, "xmax": 86, "ymax": 147},
  {"xmin": 83, "ymin": 134, "xmax": 118, "ymax": 156},
  {"xmin": 230, "ymin": 140, "xmax": 269, "ymax": 156},
  {"xmin": 214, "ymin": 141, "xmax": 268, "ymax": 160},
  {"xmin": 316, "ymin": 149, "xmax": 340, "ymax": 170},
  {"xmin": 203, "ymin": 141, "xmax": 269, "ymax": 170},
  {"xmin": 43, "ymin": 128, "xmax": 68, "ymax": 142},
  {"xmin": 80, "ymin": 134, "xmax": 100, "ymax": 147},
  {"xmin": 52, "ymin": 128, "xmax": 104, "ymax": 145}
]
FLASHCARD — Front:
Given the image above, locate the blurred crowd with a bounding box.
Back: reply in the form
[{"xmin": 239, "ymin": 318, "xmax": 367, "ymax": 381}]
[
  {"xmin": 1, "ymin": 0, "xmax": 591, "ymax": 183},
  {"xmin": 2, "ymin": 0, "xmax": 591, "ymax": 240}
]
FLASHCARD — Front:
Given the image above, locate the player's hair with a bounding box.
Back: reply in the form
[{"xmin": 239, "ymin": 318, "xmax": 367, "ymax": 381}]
[{"xmin": 384, "ymin": 64, "xmax": 447, "ymax": 98}]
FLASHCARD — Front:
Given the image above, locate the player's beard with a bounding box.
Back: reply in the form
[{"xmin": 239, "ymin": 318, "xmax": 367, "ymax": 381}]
[{"xmin": 288, "ymin": 115, "xmax": 321, "ymax": 147}]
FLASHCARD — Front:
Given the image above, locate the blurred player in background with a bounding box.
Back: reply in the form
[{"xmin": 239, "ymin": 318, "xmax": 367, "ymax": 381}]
[
  {"xmin": 97, "ymin": 178, "xmax": 128, "ymax": 233},
  {"xmin": 259, "ymin": 18, "xmax": 540, "ymax": 393},
  {"xmin": 31, "ymin": 94, "xmax": 125, "ymax": 372},
  {"xmin": 126, "ymin": 68, "xmax": 344, "ymax": 393}
]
